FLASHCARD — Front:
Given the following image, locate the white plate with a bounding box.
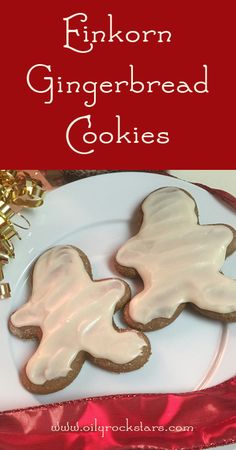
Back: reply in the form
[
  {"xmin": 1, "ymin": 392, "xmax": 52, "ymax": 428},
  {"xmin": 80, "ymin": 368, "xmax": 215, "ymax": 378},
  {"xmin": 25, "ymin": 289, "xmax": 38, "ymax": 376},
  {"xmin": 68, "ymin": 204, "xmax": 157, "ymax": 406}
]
[{"xmin": 1, "ymin": 172, "xmax": 236, "ymax": 428}]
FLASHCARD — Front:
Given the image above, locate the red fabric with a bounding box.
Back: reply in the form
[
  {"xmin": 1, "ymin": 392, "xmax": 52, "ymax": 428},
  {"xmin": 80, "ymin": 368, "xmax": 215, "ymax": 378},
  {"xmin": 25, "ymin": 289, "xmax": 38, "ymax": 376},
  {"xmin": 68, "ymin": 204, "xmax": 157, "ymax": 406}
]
[
  {"xmin": 194, "ymin": 183, "xmax": 236, "ymax": 211},
  {"xmin": 1, "ymin": 181, "xmax": 236, "ymax": 450},
  {"xmin": 1, "ymin": 377, "xmax": 236, "ymax": 450}
]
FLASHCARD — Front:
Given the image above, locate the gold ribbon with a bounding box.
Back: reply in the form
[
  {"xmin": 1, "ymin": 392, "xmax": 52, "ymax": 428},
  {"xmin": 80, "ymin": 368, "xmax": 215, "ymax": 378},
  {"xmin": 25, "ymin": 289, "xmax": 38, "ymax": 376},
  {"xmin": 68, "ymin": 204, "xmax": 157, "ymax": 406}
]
[{"xmin": 0, "ymin": 170, "xmax": 45, "ymax": 299}]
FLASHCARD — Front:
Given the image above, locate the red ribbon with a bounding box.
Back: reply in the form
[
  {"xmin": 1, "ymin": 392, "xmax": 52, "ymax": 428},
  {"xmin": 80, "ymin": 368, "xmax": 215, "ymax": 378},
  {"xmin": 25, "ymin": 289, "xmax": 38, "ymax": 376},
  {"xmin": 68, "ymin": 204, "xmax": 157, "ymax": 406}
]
[
  {"xmin": 1, "ymin": 378, "xmax": 236, "ymax": 450},
  {"xmin": 194, "ymin": 183, "xmax": 236, "ymax": 211},
  {"xmin": 1, "ymin": 181, "xmax": 236, "ymax": 450}
]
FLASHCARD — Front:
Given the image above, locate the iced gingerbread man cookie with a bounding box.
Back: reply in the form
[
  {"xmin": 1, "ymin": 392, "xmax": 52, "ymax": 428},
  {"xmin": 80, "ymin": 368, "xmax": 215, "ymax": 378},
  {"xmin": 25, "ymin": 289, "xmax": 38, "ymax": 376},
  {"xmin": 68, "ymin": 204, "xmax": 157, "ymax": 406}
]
[
  {"xmin": 116, "ymin": 187, "xmax": 236, "ymax": 331},
  {"xmin": 9, "ymin": 245, "xmax": 150, "ymax": 394}
]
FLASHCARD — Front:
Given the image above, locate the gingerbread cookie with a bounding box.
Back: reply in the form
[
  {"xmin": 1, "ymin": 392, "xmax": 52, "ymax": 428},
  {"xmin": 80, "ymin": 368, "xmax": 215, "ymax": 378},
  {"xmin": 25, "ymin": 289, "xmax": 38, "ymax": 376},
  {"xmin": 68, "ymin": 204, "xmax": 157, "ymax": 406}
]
[
  {"xmin": 116, "ymin": 187, "xmax": 236, "ymax": 331},
  {"xmin": 9, "ymin": 245, "xmax": 150, "ymax": 394}
]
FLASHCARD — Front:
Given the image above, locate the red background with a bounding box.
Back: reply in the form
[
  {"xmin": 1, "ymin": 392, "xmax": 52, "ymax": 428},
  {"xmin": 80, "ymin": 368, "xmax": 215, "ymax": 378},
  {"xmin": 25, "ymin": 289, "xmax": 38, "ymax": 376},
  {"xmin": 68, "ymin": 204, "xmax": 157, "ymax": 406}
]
[{"xmin": 2, "ymin": 0, "xmax": 235, "ymax": 168}]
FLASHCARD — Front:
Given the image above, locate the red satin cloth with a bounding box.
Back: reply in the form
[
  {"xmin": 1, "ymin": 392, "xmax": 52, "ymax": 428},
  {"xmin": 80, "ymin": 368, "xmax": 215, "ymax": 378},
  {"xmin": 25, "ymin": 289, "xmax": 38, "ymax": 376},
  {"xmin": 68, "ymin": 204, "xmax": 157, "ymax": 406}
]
[
  {"xmin": 194, "ymin": 183, "xmax": 236, "ymax": 211},
  {"xmin": 1, "ymin": 377, "xmax": 236, "ymax": 450},
  {"xmin": 1, "ymin": 181, "xmax": 236, "ymax": 450}
]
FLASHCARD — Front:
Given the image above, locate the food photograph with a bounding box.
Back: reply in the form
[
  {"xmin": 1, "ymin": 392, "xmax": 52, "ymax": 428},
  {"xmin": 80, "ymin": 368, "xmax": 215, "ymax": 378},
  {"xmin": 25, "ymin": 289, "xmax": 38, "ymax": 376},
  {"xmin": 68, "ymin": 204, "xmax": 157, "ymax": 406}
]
[{"xmin": 0, "ymin": 170, "xmax": 236, "ymax": 449}]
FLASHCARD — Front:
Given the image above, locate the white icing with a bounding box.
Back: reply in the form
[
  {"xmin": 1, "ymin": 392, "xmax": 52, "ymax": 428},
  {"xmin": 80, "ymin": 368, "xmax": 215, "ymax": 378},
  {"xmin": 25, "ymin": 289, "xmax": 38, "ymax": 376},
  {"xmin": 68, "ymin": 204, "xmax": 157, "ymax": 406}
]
[
  {"xmin": 116, "ymin": 187, "xmax": 236, "ymax": 324},
  {"xmin": 11, "ymin": 246, "xmax": 147, "ymax": 385}
]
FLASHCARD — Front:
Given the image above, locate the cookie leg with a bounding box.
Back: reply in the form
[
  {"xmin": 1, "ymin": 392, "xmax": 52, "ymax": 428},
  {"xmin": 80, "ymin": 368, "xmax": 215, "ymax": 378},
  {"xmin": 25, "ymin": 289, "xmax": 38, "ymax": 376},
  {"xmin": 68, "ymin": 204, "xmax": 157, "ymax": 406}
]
[
  {"xmin": 84, "ymin": 324, "xmax": 151, "ymax": 371},
  {"xmin": 191, "ymin": 273, "xmax": 236, "ymax": 321},
  {"xmin": 123, "ymin": 284, "xmax": 186, "ymax": 331}
]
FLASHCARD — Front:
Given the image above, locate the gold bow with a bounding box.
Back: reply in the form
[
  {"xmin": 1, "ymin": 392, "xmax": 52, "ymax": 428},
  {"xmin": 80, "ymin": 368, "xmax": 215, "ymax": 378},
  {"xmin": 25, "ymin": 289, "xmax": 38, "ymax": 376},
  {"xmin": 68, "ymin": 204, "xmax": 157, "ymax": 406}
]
[{"xmin": 0, "ymin": 170, "xmax": 45, "ymax": 299}]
